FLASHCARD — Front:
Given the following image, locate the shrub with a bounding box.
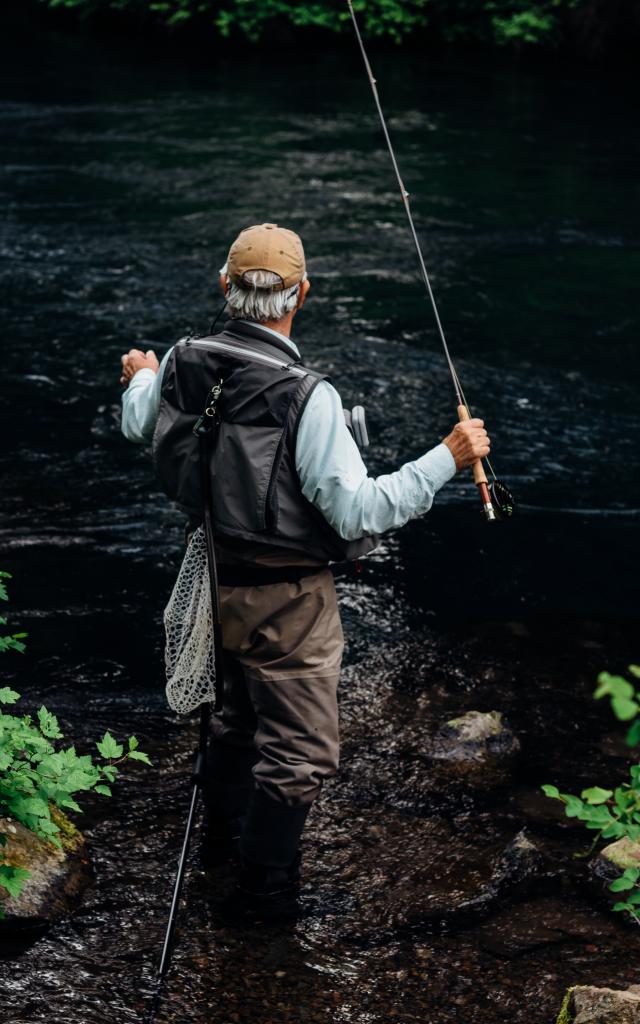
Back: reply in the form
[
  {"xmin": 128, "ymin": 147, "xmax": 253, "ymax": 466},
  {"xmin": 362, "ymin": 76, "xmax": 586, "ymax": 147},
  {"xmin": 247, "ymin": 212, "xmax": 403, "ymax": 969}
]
[
  {"xmin": 543, "ymin": 665, "xmax": 640, "ymax": 923},
  {"xmin": 0, "ymin": 572, "xmax": 151, "ymax": 912}
]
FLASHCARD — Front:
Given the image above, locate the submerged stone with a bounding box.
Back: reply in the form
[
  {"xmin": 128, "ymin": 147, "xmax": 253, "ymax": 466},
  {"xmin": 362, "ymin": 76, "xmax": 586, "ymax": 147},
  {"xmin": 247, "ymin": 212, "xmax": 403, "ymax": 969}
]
[
  {"xmin": 0, "ymin": 810, "xmax": 93, "ymax": 936},
  {"xmin": 424, "ymin": 710, "xmax": 520, "ymax": 787},
  {"xmin": 557, "ymin": 984, "xmax": 640, "ymax": 1024},
  {"xmin": 476, "ymin": 897, "xmax": 619, "ymax": 958},
  {"xmin": 307, "ymin": 803, "xmax": 546, "ymax": 935}
]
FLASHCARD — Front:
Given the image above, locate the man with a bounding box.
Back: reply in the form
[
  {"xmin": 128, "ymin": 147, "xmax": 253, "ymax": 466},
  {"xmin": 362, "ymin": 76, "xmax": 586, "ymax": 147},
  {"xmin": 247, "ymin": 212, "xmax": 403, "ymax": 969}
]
[{"xmin": 120, "ymin": 223, "xmax": 489, "ymax": 915}]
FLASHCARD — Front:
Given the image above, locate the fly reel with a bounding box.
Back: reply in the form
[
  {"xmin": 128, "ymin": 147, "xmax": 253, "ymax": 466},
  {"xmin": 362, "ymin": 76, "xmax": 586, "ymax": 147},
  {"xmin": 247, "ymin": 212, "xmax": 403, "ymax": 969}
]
[{"xmin": 489, "ymin": 479, "xmax": 516, "ymax": 520}]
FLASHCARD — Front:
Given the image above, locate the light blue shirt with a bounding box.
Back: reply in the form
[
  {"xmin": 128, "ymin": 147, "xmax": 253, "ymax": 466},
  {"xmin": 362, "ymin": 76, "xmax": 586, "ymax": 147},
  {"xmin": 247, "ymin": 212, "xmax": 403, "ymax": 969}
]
[{"xmin": 121, "ymin": 321, "xmax": 456, "ymax": 541}]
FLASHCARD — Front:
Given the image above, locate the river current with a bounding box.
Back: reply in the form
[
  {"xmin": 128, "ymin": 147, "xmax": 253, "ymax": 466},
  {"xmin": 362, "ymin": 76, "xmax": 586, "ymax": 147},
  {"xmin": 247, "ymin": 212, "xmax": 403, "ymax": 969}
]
[{"xmin": 0, "ymin": 23, "xmax": 638, "ymax": 1024}]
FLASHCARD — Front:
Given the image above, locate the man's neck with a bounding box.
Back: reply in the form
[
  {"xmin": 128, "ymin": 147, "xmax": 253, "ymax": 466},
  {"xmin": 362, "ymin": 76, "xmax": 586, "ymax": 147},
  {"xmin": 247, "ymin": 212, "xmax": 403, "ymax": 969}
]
[{"xmin": 259, "ymin": 313, "xmax": 294, "ymax": 338}]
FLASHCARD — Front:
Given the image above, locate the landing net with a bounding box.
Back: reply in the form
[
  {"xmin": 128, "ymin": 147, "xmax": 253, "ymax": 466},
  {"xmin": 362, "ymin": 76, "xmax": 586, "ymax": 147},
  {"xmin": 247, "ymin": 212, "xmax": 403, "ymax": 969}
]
[{"xmin": 163, "ymin": 526, "xmax": 216, "ymax": 715}]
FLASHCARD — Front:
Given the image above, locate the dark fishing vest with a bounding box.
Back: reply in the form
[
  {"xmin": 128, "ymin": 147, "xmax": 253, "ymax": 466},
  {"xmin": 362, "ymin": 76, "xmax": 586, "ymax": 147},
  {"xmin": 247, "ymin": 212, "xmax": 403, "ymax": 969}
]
[{"xmin": 152, "ymin": 320, "xmax": 378, "ymax": 564}]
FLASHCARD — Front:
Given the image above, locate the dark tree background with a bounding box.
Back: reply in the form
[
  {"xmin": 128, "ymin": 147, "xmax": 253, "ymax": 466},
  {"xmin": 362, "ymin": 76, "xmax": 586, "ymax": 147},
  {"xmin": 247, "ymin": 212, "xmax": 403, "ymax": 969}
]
[{"xmin": 30, "ymin": 0, "xmax": 640, "ymax": 59}]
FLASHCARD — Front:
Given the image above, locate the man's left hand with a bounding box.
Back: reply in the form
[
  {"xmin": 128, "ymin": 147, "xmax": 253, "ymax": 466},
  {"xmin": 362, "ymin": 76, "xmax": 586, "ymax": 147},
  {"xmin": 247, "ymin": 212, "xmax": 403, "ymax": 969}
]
[{"xmin": 120, "ymin": 349, "xmax": 159, "ymax": 387}]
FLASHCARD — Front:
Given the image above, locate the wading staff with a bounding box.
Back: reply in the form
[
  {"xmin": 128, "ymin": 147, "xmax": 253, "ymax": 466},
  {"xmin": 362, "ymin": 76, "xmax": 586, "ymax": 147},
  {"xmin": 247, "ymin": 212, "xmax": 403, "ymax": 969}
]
[
  {"xmin": 345, "ymin": 0, "xmax": 515, "ymax": 521},
  {"xmin": 144, "ymin": 381, "xmax": 226, "ymax": 1024}
]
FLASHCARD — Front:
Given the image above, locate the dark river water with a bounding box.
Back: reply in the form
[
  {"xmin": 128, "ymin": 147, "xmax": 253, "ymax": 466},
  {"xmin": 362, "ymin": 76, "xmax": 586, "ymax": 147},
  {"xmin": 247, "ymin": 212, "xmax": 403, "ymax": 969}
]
[{"xmin": 0, "ymin": 21, "xmax": 639, "ymax": 1024}]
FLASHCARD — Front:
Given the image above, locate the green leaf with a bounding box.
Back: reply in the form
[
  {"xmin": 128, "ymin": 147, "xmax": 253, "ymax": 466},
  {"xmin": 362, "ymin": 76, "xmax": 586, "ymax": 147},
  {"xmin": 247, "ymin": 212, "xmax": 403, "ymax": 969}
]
[
  {"xmin": 94, "ymin": 784, "xmax": 112, "ymax": 797},
  {"xmin": 541, "ymin": 784, "xmax": 561, "ymax": 799},
  {"xmin": 0, "ymin": 864, "xmax": 31, "ymax": 899},
  {"xmin": 626, "ymin": 722, "xmax": 640, "ymax": 748},
  {"xmin": 0, "ymin": 635, "xmax": 27, "ymax": 655},
  {"xmin": 602, "ymin": 821, "xmax": 627, "ymax": 839},
  {"xmin": 17, "ymin": 796, "xmax": 50, "ymax": 818},
  {"xmin": 595, "ymin": 672, "xmax": 635, "ymax": 701},
  {"xmin": 628, "ymin": 665, "xmax": 640, "ymax": 680},
  {"xmin": 96, "ymin": 732, "xmax": 123, "ymax": 760},
  {"xmin": 612, "ymin": 696, "xmax": 640, "ymax": 722},
  {"xmin": 37, "ymin": 819, "xmax": 60, "ymax": 836},
  {"xmin": 128, "ymin": 736, "xmax": 139, "ymax": 751},
  {"xmin": 37, "ymin": 706, "xmax": 62, "ymax": 740},
  {"xmin": 581, "ymin": 787, "xmax": 613, "ymax": 805},
  {"xmin": 57, "ymin": 796, "xmax": 82, "ymax": 813},
  {"xmin": 610, "ymin": 873, "xmax": 639, "ymax": 892},
  {"xmin": 564, "ymin": 795, "xmax": 585, "ymax": 817},
  {"xmin": 613, "ymin": 901, "xmax": 635, "ymax": 912},
  {"xmin": 128, "ymin": 750, "xmax": 152, "ymax": 766},
  {"xmin": 0, "ymin": 688, "xmax": 20, "ymax": 705}
]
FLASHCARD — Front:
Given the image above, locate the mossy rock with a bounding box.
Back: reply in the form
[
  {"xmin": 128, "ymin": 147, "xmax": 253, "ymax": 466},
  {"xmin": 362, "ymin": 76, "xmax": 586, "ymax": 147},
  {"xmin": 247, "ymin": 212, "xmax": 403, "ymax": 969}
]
[
  {"xmin": 425, "ymin": 710, "xmax": 520, "ymax": 787},
  {"xmin": 556, "ymin": 984, "xmax": 640, "ymax": 1023},
  {"xmin": 600, "ymin": 838, "xmax": 640, "ymax": 872},
  {"xmin": 589, "ymin": 838, "xmax": 640, "ymax": 925},
  {"xmin": 0, "ymin": 810, "xmax": 93, "ymax": 934}
]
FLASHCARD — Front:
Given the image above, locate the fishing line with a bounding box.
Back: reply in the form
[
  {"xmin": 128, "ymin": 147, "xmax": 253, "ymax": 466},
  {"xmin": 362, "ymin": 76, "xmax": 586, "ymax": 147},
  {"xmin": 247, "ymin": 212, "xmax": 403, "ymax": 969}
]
[{"xmin": 345, "ymin": 0, "xmax": 514, "ymax": 517}]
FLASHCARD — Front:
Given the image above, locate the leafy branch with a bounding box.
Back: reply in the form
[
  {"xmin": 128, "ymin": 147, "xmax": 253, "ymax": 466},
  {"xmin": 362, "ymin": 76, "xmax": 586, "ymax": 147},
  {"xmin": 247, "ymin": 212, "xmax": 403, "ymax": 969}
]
[{"xmin": 543, "ymin": 664, "xmax": 640, "ymax": 922}]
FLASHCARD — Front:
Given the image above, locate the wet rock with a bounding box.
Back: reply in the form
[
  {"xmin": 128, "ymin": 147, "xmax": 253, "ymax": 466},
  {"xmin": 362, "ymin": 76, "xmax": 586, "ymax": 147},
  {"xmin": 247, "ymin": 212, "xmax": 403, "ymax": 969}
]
[
  {"xmin": 0, "ymin": 810, "xmax": 93, "ymax": 936},
  {"xmin": 308, "ymin": 805, "xmax": 545, "ymax": 935},
  {"xmin": 476, "ymin": 897, "xmax": 619, "ymax": 958},
  {"xmin": 492, "ymin": 830, "xmax": 545, "ymax": 888},
  {"xmin": 589, "ymin": 838, "xmax": 640, "ymax": 924},
  {"xmin": 557, "ymin": 984, "xmax": 640, "ymax": 1024},
  {"xmin": 424, "ymin": 710, "xmax": 520, "ymax": 787}
]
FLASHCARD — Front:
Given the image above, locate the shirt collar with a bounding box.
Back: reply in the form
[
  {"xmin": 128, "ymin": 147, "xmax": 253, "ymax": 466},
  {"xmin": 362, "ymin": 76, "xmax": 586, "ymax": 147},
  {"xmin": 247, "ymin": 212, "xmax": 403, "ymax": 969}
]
[{"xmin": 235, "ymin": 319, "xmax": 300, "ymax": 360}]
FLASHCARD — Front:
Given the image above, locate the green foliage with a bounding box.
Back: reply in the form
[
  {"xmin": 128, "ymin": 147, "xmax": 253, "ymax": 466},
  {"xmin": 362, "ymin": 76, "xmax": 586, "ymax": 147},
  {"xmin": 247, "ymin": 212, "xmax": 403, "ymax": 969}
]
[
  {"xmin": 38, "ymin": 0, "xmax": 589, "ymax": 48},
  {"xmin": 0, "ymin": 574, "xmax": 152, "ymax": 914},
  {"xmin": 595, "ymin": 668, "xmax": 640, "ymax": 743},
  {"xmin": 543, "ymin": 664, "xmax": 640, "ymax": 923},
  {"xmin": 0, "ymin": 573, "xmax": 27, "ymax": 655}
]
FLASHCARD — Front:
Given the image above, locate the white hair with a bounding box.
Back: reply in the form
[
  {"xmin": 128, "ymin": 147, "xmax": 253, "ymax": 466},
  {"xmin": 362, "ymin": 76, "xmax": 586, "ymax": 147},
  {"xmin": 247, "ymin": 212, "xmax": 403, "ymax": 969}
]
[{"xmin": 220, "ymin": 262, "xmax": 306, "ymax": 324}]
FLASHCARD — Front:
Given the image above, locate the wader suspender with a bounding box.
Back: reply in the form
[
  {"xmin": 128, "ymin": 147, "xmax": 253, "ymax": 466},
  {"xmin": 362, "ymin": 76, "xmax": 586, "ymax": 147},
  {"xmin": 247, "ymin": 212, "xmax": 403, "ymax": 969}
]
[{"xmin": 146, "ymin": 381, "xmax": 225, "ymax": 1024}]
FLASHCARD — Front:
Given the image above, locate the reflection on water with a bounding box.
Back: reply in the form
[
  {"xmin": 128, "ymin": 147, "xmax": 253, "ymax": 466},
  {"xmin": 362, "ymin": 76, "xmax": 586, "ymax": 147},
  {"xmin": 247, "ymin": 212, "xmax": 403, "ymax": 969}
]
[{"xmin": 0, "ymin": 25, "xmax": 639, "ymax": 1024}]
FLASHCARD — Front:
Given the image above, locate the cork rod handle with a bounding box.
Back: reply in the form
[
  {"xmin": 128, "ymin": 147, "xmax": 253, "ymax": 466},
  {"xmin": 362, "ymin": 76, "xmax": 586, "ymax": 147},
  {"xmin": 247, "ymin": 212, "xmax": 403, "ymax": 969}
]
[{"xmin": 457, "ymin": 404, "xmax": 488, "ymax": 487}]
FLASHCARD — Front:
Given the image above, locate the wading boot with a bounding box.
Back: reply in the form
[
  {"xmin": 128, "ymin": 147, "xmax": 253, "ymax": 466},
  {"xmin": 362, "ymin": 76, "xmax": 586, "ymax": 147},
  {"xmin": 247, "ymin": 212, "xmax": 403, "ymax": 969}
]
[
  {"xmin": 231, "ymin": 786, "xmax": 311, "ymax": 921},
  {"xmin": 200, "ymin": 741, "xmax": 257, "ymax": 870},
  {"xmin": 235, "ymin": 851, "xmax": 302, "ymax": 921}
]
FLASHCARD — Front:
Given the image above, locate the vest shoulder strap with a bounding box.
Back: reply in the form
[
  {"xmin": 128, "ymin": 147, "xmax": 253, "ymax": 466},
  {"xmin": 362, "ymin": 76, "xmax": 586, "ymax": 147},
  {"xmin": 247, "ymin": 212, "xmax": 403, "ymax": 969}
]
[{"xmin": 175, "ymin": 334, "xmax": 331, "ymax": 385}]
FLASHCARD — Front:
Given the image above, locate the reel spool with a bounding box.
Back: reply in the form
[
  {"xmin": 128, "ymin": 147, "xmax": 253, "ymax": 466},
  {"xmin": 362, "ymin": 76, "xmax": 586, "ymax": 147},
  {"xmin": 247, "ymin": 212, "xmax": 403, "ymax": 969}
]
[{"xmin": 489, "ymin": 479, "xmax": 516, "ymax": 520}]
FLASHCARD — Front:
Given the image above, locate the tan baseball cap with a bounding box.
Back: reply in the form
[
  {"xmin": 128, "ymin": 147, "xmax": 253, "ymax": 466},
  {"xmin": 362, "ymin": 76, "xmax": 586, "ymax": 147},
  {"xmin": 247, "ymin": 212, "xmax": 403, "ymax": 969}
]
[{"xmin": 227, "ymin": 223, "xmax": 306, "ymax": 292}]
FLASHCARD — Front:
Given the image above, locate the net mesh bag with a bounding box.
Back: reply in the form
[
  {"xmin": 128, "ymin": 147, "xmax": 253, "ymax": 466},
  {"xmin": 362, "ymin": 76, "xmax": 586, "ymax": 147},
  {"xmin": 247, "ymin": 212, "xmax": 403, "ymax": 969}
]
[{"xmin": 163, "ymin": 526, "xmax": 216, "ymax": 715}]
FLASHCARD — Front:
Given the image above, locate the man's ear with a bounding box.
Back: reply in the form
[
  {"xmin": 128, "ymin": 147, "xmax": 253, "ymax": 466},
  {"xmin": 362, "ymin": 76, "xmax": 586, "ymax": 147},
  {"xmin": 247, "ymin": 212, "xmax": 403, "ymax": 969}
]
[
  {"xmin": 295, "ymin": 278, "xmax": 311, "ymax": 312},
  {"xmin": 219, "ymin": 273, "xmax": 230, "ymax": 296}
]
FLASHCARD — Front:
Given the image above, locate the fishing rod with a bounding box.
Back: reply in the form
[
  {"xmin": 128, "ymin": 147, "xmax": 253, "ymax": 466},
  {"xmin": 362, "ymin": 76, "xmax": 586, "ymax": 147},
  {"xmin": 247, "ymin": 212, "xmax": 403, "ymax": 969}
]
[{"xmin": 345, "ymin": 0, "xmax": 515, "ymax": 521}]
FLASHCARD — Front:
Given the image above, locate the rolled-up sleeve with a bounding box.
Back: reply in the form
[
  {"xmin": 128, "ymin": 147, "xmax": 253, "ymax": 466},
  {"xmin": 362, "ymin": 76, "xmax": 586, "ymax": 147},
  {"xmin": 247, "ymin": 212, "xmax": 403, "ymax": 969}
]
[
  {"xmin": 295, "ymin": 380, "xmax": 456, "ymax": 541},
  {"xmin": 121, "ymin": 349, "xmax": 172, "ymax": 444}
]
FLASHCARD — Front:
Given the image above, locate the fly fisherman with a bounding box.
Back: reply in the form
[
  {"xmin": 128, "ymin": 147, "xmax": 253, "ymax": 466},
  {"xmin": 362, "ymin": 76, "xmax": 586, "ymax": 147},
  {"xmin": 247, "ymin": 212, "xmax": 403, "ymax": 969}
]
[{"xmin": 120, "ymin": 223, "xmax": 490, "ymax": 917}]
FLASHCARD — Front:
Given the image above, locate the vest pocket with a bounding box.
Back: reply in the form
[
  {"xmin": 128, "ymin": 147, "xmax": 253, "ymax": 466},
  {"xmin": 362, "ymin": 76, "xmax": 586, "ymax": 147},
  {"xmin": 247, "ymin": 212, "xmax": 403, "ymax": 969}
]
[{"xmin": 211, "ymin": 422, "xmax": 284, "ymax": 533}]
